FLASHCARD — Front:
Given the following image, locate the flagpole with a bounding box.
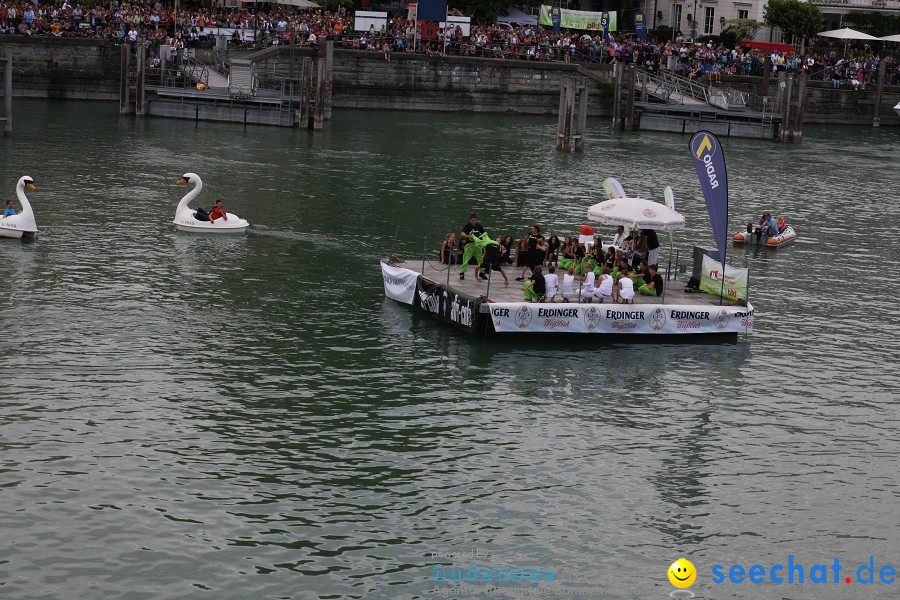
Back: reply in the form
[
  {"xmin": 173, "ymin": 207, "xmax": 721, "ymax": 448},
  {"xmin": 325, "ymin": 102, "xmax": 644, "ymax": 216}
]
[{"xmin": 719, "ymin": 258, "xmax": 725, "ymax": 305}]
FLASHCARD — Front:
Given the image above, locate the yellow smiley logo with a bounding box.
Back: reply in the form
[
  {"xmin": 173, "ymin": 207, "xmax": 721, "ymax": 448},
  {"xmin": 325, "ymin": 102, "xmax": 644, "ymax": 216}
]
[{"xmin": 668, "ymin": 558, "xmax": 697, "ymax": 588}]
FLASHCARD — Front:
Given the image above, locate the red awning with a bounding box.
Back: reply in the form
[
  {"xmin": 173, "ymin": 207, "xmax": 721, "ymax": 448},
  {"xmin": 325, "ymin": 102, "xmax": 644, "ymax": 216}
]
[{"xmin": 740, "ymin": 40, "xmax": 796, "ymax": 53}]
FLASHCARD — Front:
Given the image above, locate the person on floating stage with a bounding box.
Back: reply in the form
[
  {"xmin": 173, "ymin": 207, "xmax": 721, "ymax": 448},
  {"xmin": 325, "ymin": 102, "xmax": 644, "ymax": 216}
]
[
  {"xmin": 557, "ymin": 237, "xmax": 576, "ymax": 270},
  {"xmin": 459, "ymin": 213, "xmax": 486, "ymax": 280},
  {"xmin": 459, "ymin": 231, "xmax": 498, "ymax": 281},
  {"xmin": 638, "ymin": 264, "xmax": 664, "ymax": 297},
  {"xmin": 523, "ymin": 266, "xmax": 546, "ymax": 302},
  {"xmin": 576, "ymin": 257, "xmax": 600, "ymax": 277}
]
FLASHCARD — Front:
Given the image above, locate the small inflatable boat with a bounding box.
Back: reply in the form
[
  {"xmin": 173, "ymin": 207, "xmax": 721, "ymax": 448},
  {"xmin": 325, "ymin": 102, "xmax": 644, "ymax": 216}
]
[{"xmin": 733, "ymin": 220, "xmax": 796, "ymax": 248}]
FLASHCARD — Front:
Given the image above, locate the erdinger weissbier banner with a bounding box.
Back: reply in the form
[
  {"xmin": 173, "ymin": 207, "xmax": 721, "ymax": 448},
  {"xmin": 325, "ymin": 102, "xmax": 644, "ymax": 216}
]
[
  {"xmin": 700, "ymin": 255, "xmax": 749, "ymax": 302},
  {"xmin": 689, "ymin": 131, "xmax": 728, "ymax": 271},
  {"xmin": 381, "ymin": 261, "xmax": 418, "ymax": 305},
  {"xmin": 490, "ymin": 302, "xmax": 753, "ymax": 334}
]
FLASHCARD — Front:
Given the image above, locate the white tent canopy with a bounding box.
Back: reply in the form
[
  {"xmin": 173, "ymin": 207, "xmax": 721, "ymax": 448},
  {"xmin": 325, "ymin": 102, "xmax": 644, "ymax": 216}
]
[
  {"xmin": 817, "ymin": 28, "xmax": 879, "ymax": 41},
  {"xmin": 881, "ymin": 34, "xmax": 900, "ymax": 42},
  {"xmin": 587, "ymin": 197, "xmax": 685, "ymax": 231},
  {"xmin": 497, "ymin": 7, "xmax": 538, "ymax": 26}
]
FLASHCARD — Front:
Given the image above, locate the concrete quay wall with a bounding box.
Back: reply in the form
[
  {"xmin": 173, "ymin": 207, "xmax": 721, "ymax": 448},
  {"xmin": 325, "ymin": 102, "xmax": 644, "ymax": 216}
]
[
  {"xmin": 723, "ymin": 75, "xmax": 900, "ymax": 126},
  {"xmin": 0, "ymin": 37, "xmax": 119, "ymax": 100},
  {"xmin": 330, "ymin": 50, "xmax": 614, "ymax": 115}
]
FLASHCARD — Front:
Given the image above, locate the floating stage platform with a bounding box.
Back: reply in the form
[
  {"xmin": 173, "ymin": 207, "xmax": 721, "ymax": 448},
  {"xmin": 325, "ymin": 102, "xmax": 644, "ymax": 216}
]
[
  {"xmin": 634, "ymin": 102, "xmax": 780, "ymax": 140},
  {"xmin": 381, "ymin": 260, "xmax": 754, "ymax": 340},
  {"xmin": 146, "ymin": 85, "xmax": 299, "ymax": 127}
]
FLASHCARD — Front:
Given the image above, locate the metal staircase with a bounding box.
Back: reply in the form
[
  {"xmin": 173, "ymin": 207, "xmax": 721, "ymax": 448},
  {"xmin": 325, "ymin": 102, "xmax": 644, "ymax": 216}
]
[{"xmin": 638, "ymin": 70, "xmax": 773, "ymax": 118}]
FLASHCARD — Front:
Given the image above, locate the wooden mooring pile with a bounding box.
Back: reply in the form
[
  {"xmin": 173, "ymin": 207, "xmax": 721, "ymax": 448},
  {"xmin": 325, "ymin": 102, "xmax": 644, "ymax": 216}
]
[
  {"xmin": 556, "ymin": 76, "xmax": 588, "ymax": 152},
  {"xmin": 1, "ymin": 47, "xmax": 12, "ymax": 136}
]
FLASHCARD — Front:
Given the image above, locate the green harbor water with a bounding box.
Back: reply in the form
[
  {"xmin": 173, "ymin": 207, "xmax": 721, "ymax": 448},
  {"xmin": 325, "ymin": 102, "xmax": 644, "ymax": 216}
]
[{"xmin": 1, "ymin": 100, "xmax": 898, "ymax": 599}]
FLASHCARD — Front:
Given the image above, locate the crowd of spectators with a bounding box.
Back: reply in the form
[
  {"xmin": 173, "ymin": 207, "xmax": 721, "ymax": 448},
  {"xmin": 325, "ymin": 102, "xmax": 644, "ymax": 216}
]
[{"xmin": 1, "ymin": 1, "xmax": 898, "ymax": 86}]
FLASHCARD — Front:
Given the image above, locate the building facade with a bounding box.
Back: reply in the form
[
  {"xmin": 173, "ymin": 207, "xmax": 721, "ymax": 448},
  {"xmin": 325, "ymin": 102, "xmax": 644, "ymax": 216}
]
[
  {"xmin": 638, "ymin": 0, "xmax": 900, "ymax": 40},
  {"xmin": 808, "ymin": 0, "xmax": 900, "ymax": 31},
  {"xmin": 639, "ymin": 0, "xmax": 766, "ymax": 39}
]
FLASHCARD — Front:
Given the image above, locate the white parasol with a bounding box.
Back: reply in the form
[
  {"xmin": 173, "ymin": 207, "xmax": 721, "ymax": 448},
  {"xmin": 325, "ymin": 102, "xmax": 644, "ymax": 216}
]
[
  {"xmin": 587, "ymin": 197, "xmax": 685, "ymax": 231},
  {"xmin": 817, "ymin": 28, "xmax": 879, "ymax": 40},
  {"xmin": 881, "ymin": 34, "xmax": 900, "ymax": 42}
]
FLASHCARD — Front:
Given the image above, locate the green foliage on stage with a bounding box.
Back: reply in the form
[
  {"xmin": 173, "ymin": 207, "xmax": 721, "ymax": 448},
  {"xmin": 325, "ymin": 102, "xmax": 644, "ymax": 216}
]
[{"xmin": 763, "ymin": 0, "xmax": 824, "ymax": 40}]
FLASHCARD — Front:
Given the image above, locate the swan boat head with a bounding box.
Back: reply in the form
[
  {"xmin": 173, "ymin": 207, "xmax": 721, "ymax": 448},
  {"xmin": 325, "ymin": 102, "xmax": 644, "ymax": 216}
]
[
  {"xmin": 1, "ymin": 176, "xmax": 39, "ymax": 236},
  {"xmin": 175, "ymin": 173, "xmax": 203, "ymax": 214}
]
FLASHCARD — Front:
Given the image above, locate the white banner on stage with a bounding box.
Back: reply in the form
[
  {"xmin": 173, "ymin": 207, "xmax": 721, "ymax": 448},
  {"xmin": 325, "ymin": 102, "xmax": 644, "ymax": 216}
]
[
  {"xmin": 381, "ymin": 262, "xmax": 419, "ymax": 305},
  {"xmin": 700, "ymin": 255, "xmax": 749, "ymax": 302},
  {"xmin": 489, "ymin": 302, "xmax": 754, "ymax": 334}
]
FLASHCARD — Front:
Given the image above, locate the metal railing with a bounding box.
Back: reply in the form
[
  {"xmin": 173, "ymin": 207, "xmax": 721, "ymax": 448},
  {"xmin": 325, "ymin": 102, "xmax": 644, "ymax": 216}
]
[
  {"xmin": 180, "ymin": 56, "xmax": 209, "ymax": 87},
  {"xmin": 640, "ymin": 68, "xmax": 776, "ymax": 116},
  {"xmin": 642, "ymin": 69, "xmax": 711, "ymax": 104}
]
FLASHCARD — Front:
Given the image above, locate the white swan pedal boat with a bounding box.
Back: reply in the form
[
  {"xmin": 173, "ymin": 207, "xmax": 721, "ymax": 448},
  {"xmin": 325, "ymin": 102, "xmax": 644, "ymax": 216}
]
[
  {"xmin": 173, "ymin": 173, "xmax": 249, "ymax": 234},
  {"xmin": 0, "ymin": 176, "xmax": 39, "ymax": 239},
  {"xmin": 733, "ymin": 223, "xmax": 797, "ymax": 248}
]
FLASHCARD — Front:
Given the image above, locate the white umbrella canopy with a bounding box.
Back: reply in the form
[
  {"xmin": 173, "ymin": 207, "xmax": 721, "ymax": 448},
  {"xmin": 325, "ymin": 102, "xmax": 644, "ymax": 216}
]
[
  {"xmin": 587, "ymin": 197, "xmax": 685, "ymax": 231},
  {"xmin": 279, "ymin": 0, "xmax": 321, "ymax": 7},
  {"xmin": 817, "ymin": 28, "xmax": 879, "ymax": 41},
  {"xmin": 881, "ymin": 34, "xmax": 900, "ymax": 42}
]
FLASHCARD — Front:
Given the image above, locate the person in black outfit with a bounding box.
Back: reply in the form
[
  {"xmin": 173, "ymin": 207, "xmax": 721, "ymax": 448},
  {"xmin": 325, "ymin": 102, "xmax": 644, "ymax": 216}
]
[
  {"xmin": 516, "ymin": 224, "xmax": 542, "ymax": 281},
  {"xmin": 645, "ymin": 229, "xmax": 661, "ymax": 266},
  {"xmin": 546, "ymin": 235, "xmax": 561, "ymax": 266},
  {"xmin": 523, "ymin": 265, "xmax": 546, "ymax": 301},
  {"xmin": 459, "ymin": 213, "xmax": 487, "ymax": 280},
  {"xmin": 499, "ymin": 235, "xmax": 515, "ymax": 265}
]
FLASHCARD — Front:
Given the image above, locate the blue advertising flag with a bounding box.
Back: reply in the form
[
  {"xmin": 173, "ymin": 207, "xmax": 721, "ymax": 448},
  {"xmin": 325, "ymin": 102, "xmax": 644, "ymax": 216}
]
[
  {"xmin": 689, "ymin": 130, "xmax": 729, "ymax": 270},
  {"xmin": 551, "ymin": 2, "xmax": 561, "ymax": 33},
  {"xmin": 634, "ymin": 10, "xmax": 647, "ymax": 40},
  {"xmin": 601, "ymin": 11, "xmax": 609, "ymax": 41}
]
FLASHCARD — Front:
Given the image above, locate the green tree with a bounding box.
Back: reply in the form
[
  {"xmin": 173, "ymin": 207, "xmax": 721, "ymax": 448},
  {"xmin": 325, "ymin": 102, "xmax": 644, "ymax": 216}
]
[
  {"xmin": 721, "ymin": 19, "xmax": 764, "ymax": 42},
  {"xmin": 763, "ymin": 0, "xmax": 824, "ymax": 40},
  {"xmin": 842, "ymin": 11, "xmax": 900, "ymax": 38}
]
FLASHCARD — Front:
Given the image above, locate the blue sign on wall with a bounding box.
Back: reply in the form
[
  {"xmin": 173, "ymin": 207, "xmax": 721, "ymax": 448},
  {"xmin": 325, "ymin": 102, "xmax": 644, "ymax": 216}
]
[{"xmin": 417, "ymin": 0, "xmax": 448, "ymax": 22}]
